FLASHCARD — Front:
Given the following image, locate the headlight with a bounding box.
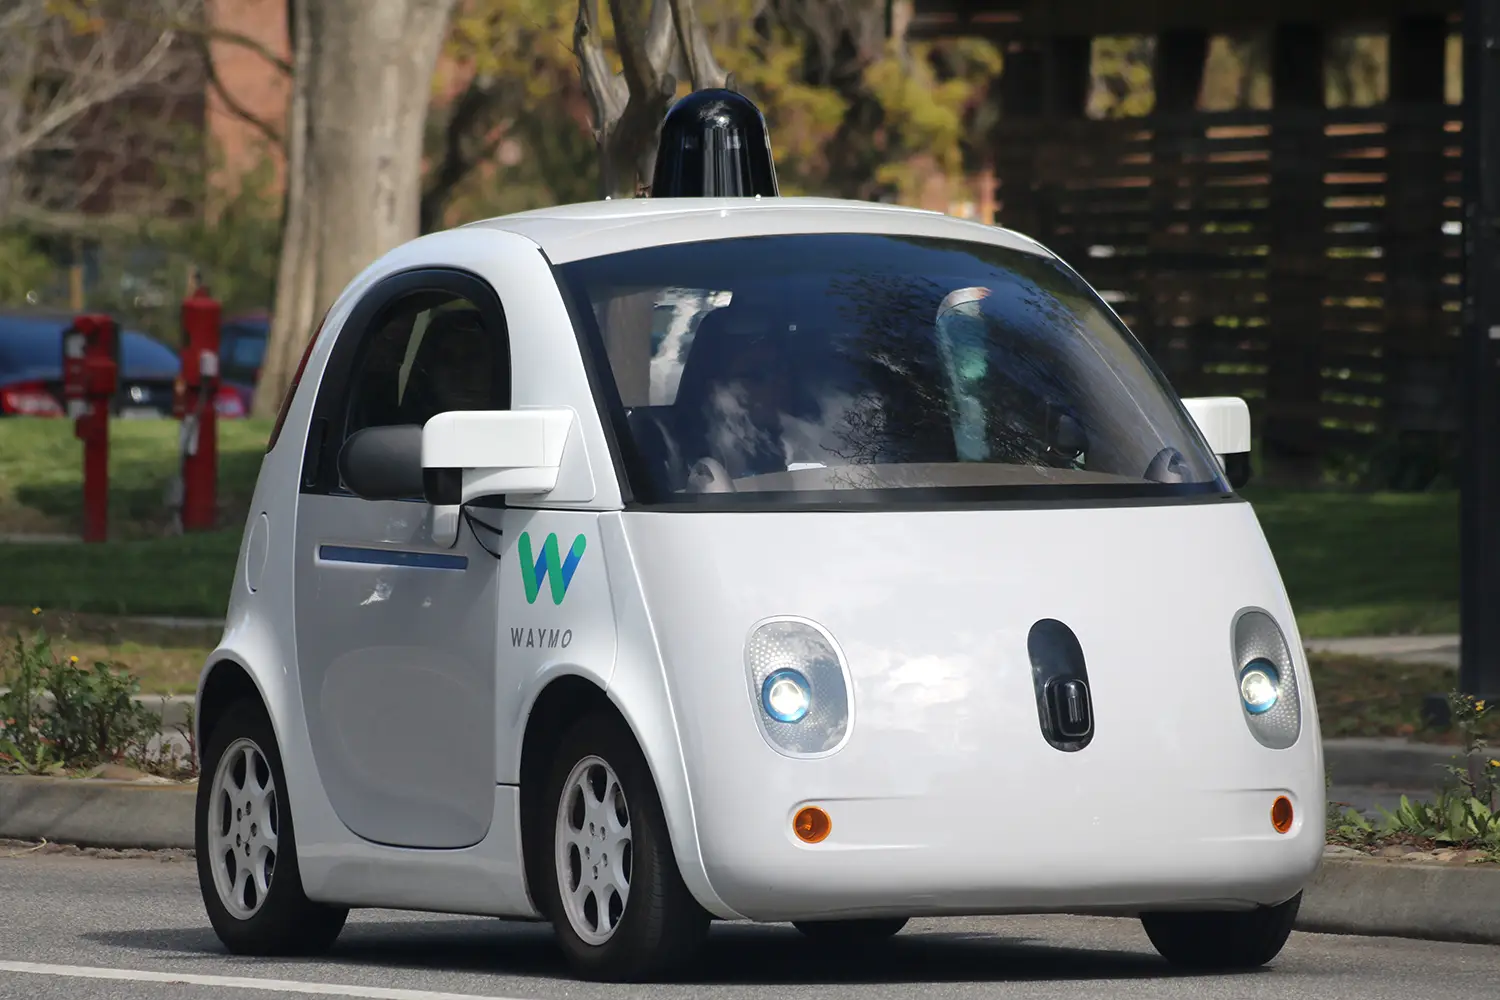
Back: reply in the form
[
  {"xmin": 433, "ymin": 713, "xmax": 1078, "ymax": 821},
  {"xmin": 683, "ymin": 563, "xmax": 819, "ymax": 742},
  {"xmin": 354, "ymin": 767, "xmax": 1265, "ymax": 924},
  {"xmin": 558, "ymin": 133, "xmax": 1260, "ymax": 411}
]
[
  {"xmin": 1231, "ymin": 610, "xmax": 1301, "ymax": 749},
  {"xmin": 745, "ymin": 617, "xmax": 851, "ymax": 757},
  {"xmin": 762, "ymin": 669, "xmax": 812, "ymax": 723},
  {"xmin": 1238, "ymin": 659, "xmax": 1280, "ymax": 715}
]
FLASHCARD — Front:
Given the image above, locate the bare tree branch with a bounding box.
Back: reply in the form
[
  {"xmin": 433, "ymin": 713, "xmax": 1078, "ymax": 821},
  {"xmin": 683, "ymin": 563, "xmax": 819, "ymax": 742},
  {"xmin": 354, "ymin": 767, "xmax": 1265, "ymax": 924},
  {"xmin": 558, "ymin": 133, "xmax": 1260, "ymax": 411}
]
[
  {"xmin": 198, "ymin": 34, "xmax": 283, "ymax": 148},
  {"xmin": 668, "ymin": 0, "xmax": 730, "ymax": 90},
  {"xmin": 641, "ymin": 0, "xmax": 678, "ymax": 86},
  {"xmin": 0, "ymin": 17, "xmax": 180, "ymax": 166},
  {"xmin": 9, "ymin": 198, "xmax": 182, "ymax": 237},
  {"xmin": 420, "ymin": 72, "xmax": 512, "ymax": 231},
  {"xmin": 574, "ymin": 0, "xmax": 628, "ymax": 137},
  {"xmin": 150, "ymin": 19, "xmax": 293, "ymax": 76},
  {"xmin": 609, "ymin": 0, "xmax": 671, "ymax": 108}
]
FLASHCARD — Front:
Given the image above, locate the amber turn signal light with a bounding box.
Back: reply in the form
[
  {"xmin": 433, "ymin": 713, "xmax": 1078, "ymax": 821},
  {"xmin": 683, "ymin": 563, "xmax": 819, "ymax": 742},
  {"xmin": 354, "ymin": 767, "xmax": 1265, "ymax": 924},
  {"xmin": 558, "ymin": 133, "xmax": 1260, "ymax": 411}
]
[
  {"xmin": 793, "ymin": 806, "xmax": 831, "ymax": 844},
  {"xmin": 1271, "ymin": 796, "xmax": 1294, "ymax": 834}
]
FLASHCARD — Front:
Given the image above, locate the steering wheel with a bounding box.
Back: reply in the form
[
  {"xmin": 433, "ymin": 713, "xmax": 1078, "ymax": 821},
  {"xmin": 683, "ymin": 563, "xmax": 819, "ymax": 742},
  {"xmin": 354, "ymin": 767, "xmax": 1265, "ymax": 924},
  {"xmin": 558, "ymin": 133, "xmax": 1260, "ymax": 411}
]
[{"xmin": 687, "ymin": 456, "xmax": 736, "ymax": 493}]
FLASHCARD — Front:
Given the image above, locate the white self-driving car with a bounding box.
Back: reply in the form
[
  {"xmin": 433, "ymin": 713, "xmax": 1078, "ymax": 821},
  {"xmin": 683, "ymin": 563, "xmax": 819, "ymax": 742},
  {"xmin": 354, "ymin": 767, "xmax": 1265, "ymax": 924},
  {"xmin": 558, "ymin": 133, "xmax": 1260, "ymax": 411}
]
[{"xmin": 193, "ymin": 190, "xmax": 1323, "ymax": 981}]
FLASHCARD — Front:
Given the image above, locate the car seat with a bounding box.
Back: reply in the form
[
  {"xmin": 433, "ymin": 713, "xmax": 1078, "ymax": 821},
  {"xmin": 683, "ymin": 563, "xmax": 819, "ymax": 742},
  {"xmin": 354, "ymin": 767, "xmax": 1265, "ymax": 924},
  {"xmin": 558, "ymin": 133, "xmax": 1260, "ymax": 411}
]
[{"xmin": 398, "ymin": 307, "xmax": 495, "ymax": 425}]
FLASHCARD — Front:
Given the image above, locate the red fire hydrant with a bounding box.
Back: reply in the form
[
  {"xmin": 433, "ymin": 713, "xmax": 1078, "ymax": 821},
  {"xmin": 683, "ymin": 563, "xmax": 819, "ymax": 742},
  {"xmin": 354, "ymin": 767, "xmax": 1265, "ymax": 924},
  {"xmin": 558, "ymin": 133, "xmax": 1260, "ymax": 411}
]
[
  {"xmin": 175, "ymin": 288, "xmax": 222, "ymax": 532},
  {"xmin": 61, "ymin": 315, "xmax": 119, "ymax": 544}
]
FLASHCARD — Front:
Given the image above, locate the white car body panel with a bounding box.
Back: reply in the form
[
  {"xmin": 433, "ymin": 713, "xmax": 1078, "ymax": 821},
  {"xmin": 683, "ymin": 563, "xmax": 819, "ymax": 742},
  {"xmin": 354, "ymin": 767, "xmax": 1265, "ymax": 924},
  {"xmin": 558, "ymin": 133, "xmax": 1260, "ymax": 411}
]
[{"xmin": 197, "ymin": 197, "xmax": 1322, "ymax": 927}]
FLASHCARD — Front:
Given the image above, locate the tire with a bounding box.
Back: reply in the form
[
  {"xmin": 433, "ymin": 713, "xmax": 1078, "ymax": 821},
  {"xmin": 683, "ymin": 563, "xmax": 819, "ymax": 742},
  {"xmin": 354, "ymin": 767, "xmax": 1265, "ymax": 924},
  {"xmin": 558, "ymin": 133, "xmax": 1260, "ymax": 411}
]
[
  {"xmin": 793, "ymin": 917, "xmax": 909, "ymax": 947},
  {"xmin": 535, "ymin": 710, "xmax": 710, "ymax": 982},
  {"xmin": 195, "ymin": 698, "xmax": 348, "ymax": 956},
  {"xmin": 1140, "ymin": 892, "xmax": 1302, "ymax": 969}
]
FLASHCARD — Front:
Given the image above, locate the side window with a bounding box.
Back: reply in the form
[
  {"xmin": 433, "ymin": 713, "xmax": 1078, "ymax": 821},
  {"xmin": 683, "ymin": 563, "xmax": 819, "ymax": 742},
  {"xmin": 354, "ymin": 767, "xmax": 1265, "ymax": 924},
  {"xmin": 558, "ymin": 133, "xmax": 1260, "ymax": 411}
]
[
  {"xmin": 301, "ymin": 272, "xmax": 511, "ymax": 496},
  {"xmin": 344, "ymin": 292, "xmax": 503, "ymax": 439}
]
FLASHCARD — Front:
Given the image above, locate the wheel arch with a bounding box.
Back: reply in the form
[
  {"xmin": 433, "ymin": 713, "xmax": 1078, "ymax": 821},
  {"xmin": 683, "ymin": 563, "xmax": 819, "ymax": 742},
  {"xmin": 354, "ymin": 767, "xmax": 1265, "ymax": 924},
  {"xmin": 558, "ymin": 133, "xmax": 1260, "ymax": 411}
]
[
  {"xmin": 196, "ymin": 656, "xmax": 272, "ymax": 747},
  {"xmin": 194, "ymin": 644, "xmax": 295, "ymax": 763},
  {"xmin": 517, "ymin": 673, "xmax": 616, "ymax": 916}
]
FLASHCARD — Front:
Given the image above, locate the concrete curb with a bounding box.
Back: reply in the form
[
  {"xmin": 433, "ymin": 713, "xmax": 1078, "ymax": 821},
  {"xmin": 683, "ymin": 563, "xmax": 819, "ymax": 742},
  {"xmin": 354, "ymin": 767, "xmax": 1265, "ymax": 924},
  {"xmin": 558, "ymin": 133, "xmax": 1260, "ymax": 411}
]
[
  {"xmin": 0, "ymin": 775, "xmax": 195, "ymax": 851},
  {"xmin": 1297, "ymin": 856, "xmax": 1500, "ymax": 945}
]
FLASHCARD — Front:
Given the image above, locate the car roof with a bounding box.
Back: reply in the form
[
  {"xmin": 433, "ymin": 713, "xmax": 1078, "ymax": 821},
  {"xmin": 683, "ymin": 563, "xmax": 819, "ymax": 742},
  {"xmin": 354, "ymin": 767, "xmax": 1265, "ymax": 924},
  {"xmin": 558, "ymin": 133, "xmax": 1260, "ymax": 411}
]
[{"xmin": 460, "ymin": 196, "xmax": 1054, "ymax": 265}]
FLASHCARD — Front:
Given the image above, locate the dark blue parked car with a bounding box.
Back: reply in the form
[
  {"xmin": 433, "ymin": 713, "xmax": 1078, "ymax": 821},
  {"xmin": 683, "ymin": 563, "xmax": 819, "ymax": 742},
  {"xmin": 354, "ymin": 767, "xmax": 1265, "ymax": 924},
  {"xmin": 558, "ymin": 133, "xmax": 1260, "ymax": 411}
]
[
  {"xmin": 219, "ymin": 312, "xmax": 269, "ymax": 414},
  {"xmin": 0, "ymin": 310, "xmax": 247, "ymax": 419}
]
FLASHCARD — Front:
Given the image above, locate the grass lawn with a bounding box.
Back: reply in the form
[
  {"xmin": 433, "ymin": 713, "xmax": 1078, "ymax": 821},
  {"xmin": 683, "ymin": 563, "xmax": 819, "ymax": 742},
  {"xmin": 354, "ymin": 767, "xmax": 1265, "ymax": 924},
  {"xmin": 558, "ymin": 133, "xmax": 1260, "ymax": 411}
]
[
  {"xmin": 1242, "ymin": 489, "xmax": 1459, "ymax": 638},
  {"xmin": 1307, "ymin": 651, "xmax": 1484, "ymax": 744},
  {"xmin": 0, "ymin": 417, "xmax": 273, "ymax": 539},
  {"xmin": 0, "ymin": 417, "xmax": 267, "ymax": 620}
]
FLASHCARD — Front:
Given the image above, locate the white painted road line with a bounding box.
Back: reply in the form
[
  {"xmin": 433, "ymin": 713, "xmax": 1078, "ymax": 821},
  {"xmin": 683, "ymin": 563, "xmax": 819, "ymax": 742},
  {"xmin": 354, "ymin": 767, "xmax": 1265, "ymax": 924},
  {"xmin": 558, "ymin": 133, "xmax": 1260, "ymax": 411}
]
[{"xmin": 0, "ymin": 962, "xmax": 538, "ymax": 1000}]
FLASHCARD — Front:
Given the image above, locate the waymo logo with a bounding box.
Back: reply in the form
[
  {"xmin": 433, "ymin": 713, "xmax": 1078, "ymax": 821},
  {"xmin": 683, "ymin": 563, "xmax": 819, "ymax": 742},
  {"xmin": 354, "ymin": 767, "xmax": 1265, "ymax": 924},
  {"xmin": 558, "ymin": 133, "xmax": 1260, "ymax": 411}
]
[{"xmin": 518, "ymin": 531, "xmax": 586, "ymax": 605}]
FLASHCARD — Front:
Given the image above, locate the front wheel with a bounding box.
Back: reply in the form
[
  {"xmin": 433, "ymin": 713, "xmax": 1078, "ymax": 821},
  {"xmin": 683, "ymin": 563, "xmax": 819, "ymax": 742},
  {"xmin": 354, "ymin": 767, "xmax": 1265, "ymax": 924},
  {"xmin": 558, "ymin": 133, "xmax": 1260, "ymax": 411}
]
[
  {"xmin": 536, "ymin": 711, "xmax": 710, "ymax": 982},
  {"xmin": 195, "ymin": 699, "xmax": 348, "ymax": 956},
  {"xmin": 794, "ymin": 917, "xmax": 909, "ymax": 948},
  {"xmin": 1140, "ymin": 892, "xmax": 1302, "ymax": 969}
]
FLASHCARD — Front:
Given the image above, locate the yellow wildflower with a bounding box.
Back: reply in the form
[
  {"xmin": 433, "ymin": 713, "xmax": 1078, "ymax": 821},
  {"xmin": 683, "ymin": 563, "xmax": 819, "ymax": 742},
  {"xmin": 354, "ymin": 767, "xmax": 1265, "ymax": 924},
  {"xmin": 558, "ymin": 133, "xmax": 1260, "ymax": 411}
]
[
  {"xmin": 1478, "ymin": 700, "xmax": 1487, "ymax": 712},
  {"xmin": 68, "ymin": 655, "xmax": 78, "ymax": 664},
  {"xmin": 31, "ymin": 607, "xmax": 39, "ymax": 615}
]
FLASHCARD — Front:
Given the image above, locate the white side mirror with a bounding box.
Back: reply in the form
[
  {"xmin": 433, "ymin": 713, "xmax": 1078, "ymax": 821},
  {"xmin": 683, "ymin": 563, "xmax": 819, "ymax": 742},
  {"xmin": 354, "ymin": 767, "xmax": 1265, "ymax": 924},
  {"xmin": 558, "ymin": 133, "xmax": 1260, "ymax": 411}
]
[
  {"xmin": 422, "ymin": 408, "xmax": 574, "ymax": 504},
  {"xmin": 1181, "ymin": 396, "xmax": 1252, "ymax": 488},
  {"xmin": 1181, "ymin": 396, "xmax": 1250, "ymax": 457}
]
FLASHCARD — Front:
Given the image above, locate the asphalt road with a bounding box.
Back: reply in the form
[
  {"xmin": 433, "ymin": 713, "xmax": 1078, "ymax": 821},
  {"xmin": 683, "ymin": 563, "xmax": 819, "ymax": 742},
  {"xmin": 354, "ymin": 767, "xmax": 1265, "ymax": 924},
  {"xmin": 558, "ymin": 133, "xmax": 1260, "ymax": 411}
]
[{"xmin": 3, "ymin": 848, "xmax": 1499, "ymax": 1000}]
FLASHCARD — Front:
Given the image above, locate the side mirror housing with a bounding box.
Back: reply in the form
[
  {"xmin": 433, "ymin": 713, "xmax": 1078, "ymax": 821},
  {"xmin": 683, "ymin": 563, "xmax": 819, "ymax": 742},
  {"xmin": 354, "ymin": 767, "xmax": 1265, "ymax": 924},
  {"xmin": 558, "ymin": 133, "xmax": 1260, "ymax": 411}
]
[
  {"xmin": 1181, "ymin": 396, "xmax": 1252, "ymax": 489},
  {"xmin": 338, "ymin": 425, "xmax": 424, "ymax": 501},
  {"xmin": 422, "ymin": 408, "xmax": 575, "ymax": 505}
]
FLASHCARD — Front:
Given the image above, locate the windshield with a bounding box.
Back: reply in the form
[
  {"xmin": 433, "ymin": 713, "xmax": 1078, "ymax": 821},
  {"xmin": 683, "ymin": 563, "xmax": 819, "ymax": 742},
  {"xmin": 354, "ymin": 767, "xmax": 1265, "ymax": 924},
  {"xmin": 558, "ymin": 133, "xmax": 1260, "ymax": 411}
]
[{"xmin": 557, "ymin": 233, "xmax": 1228, "ymax": 506}]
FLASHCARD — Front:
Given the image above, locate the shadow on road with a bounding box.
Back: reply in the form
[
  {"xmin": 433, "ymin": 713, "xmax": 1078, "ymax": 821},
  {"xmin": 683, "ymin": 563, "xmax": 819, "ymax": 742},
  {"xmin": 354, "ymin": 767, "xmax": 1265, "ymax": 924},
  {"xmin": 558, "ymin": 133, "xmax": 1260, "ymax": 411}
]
[{"xmin": 85, "ymin": 917, "xmax": 1262, "ymax": 986}]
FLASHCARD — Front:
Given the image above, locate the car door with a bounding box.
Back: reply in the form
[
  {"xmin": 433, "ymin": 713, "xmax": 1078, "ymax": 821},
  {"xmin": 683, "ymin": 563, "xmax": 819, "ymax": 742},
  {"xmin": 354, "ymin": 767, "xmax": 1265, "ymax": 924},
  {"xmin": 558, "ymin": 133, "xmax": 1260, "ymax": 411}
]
[{"xmin": 293, "ymin": 269, "xmax": 510, "ymax": 850}]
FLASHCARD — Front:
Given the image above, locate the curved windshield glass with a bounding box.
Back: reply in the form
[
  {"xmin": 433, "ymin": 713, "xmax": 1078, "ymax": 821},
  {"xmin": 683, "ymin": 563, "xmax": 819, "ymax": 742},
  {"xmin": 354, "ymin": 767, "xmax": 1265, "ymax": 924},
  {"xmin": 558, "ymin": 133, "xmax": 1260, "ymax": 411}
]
[{"xmin": 557, "ymin": 233, "xmax": 1228, "ymax": 505}]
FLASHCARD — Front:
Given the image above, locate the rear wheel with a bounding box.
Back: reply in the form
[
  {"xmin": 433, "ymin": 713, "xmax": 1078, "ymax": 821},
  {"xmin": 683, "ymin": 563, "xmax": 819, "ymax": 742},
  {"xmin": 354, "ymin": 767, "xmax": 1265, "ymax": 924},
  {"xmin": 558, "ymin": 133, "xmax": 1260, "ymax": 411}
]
[
  {"xmin": 195, "ymin": 699, "xmax": 347, "ymax": 956},
  {"xmin": 536, "ymin": 710, "xmax": 710, "ymax": 981},
  {"xmin": 793, "ymin": 917, "xmax": 909, "ymax": 948},
  {"xmin": 1141, "ymin": 893, "xmax": 1302, "ymax": 969}
]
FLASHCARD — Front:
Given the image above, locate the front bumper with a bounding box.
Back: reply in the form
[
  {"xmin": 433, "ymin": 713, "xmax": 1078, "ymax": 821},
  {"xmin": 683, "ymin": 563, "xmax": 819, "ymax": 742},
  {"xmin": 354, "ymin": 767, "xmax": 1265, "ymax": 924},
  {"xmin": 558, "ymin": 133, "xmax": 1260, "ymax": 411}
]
[{"xmin": 691, "ymin": 766, "xmax": 1324, "ymax": 922}]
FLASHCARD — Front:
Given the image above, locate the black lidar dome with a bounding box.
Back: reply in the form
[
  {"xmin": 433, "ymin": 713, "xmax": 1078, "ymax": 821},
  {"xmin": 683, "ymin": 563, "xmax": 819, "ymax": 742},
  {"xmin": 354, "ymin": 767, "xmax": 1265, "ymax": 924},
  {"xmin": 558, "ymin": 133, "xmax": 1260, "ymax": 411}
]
[{"xmin": 650, "ymin": 89, "xmax": 779, "ymax": 198}]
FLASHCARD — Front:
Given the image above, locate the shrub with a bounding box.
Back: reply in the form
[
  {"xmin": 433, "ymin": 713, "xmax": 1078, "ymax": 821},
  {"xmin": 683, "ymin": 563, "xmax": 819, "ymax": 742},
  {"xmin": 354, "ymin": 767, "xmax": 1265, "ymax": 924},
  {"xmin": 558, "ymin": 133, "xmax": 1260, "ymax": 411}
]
[
  {"xmin": 0, "ymin": 617, "xmax": 164, "ymax": 774},
  {"xmin": 1328, "ymin": 692, "xmax": 1500, "ymax": 856}
]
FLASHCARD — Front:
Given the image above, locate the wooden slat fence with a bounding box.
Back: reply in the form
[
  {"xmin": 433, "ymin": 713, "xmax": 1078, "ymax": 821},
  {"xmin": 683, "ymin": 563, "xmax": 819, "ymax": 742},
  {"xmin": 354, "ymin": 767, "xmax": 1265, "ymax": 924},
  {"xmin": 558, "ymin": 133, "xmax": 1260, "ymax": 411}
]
[{"xmin": 991, "ymin": 105, "xmax": 1463, "ymax": 485}]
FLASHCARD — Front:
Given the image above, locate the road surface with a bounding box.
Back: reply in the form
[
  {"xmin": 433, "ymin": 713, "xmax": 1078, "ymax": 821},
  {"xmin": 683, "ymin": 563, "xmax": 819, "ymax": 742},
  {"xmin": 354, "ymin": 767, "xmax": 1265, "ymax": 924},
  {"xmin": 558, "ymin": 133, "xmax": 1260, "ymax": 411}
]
[{"xmin": 3, "ymin": 846, "xmax": 1497, "ymax": 1000}]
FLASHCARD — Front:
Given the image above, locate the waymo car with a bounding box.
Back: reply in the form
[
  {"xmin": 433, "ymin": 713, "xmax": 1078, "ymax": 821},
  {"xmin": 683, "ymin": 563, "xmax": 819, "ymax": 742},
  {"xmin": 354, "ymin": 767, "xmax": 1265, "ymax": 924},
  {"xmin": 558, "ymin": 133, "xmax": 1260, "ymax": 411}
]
[{"xmin": 194, "ymin": 92, "xmax": 1322, "ymax": 982}]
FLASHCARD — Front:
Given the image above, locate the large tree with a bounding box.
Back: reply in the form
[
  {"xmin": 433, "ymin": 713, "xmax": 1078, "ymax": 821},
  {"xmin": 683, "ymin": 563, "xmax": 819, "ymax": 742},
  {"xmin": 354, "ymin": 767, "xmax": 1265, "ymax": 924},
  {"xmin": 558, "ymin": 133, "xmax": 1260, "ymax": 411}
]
[{"xmin": 253, "ymin": 0, "xmax": 458, "ymax": 419}]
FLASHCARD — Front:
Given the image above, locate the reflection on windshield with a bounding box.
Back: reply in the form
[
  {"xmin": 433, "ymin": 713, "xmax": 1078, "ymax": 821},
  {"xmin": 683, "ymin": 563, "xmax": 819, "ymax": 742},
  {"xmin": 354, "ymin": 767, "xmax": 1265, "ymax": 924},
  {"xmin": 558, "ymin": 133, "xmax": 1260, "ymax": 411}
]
[
  {"xmin": 561, "ymin": 233, "xmax": 1227, "ymax": 505},
  {"xmin": 935, "ymin": 285, "xmax": 994, "ymax": 462}
]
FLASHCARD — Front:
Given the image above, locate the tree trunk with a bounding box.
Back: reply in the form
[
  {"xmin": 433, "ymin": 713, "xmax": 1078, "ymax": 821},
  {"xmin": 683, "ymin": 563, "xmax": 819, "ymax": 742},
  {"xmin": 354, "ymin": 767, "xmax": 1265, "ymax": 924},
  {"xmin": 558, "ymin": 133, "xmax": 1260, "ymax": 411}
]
[{"xmin": 253, "ymin": 0, "xmax": 457, "ymax": 419}]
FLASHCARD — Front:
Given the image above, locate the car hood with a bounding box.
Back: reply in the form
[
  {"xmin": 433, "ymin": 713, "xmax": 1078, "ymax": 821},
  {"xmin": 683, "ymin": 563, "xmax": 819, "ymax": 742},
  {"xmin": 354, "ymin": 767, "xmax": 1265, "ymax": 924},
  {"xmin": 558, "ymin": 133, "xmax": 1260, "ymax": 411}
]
[{"xmin": 620, "ymin": 497, "xmax": 1318, "ymax": 790}]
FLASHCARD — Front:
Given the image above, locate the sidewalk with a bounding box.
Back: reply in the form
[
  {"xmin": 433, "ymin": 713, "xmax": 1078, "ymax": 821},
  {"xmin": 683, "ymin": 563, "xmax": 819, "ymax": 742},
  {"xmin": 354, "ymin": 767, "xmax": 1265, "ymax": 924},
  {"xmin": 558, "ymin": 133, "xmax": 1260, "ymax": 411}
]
[{"xmin": 1303, "ymin": 634, "xmax": 1460, "ymax": 669}]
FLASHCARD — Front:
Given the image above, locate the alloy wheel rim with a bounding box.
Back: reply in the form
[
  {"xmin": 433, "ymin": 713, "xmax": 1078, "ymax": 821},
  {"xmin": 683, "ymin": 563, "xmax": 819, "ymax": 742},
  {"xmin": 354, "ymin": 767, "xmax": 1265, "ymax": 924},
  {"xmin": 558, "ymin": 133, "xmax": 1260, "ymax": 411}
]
[
  {"xmin": 208, "ymin": 737, "xmax": 278, "ymax": 919},
  {"xmin": 553, "ymin": 754, "xmax": 633, "ymax": 946}
]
